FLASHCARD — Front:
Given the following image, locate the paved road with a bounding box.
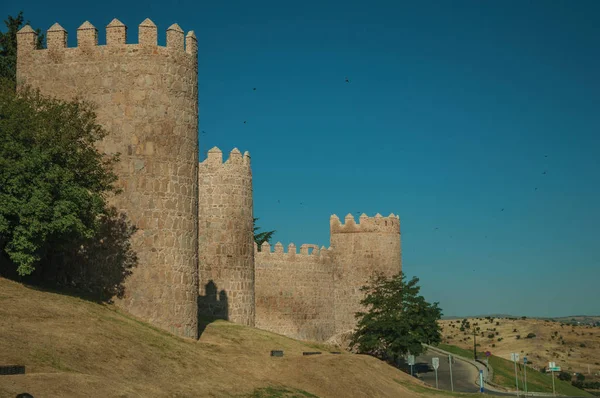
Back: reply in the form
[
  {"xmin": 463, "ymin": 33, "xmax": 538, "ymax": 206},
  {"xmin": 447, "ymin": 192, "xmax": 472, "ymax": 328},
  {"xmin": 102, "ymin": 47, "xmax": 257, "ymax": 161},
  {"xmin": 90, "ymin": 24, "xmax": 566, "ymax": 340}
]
[
  {"xmin": 413, "ymin": 348, "xmax": 481, "ymax": 393},
  {"xmin": 411, "ymin": 347, "xmax": 590, "ymax": 398}
]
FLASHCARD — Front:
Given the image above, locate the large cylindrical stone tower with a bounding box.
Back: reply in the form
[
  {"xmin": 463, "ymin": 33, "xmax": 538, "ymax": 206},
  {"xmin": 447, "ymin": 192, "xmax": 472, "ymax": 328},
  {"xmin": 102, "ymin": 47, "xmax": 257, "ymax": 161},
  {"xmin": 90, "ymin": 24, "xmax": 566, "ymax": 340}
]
[
  {"xmin": 198, "ymin": 147, "xmax": 255, "ymax": 326},
  {"xmin": 16, "ymin": 18, "xmax": 199, "ymax": 339},
  {"xmin": 330, "ymin": 213, "xmax": 402, "ymax": 334}
]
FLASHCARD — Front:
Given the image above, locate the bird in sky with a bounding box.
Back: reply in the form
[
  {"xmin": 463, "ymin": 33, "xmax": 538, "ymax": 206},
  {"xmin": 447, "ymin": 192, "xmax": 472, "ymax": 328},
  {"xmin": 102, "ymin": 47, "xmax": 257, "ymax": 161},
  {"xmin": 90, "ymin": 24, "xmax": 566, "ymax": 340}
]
[
  {"xmin": 542, "ymin": 171, "xmax": 547, "ymax": 175},
  {"xmin": 253, "ymin": 87, "xmax": 257, "ymax": 91},
  {"xmin": 243, "ymin": 121, "xmax": 247, "ymax": 124},
  {"xmin": 345, "ymin": 77, "xmax": 351, "ymax": 83}
]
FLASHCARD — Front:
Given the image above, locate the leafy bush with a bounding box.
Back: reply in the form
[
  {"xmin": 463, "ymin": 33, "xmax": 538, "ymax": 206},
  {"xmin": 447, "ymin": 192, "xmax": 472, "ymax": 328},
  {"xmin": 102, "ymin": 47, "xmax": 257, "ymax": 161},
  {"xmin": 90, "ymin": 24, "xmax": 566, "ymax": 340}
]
[
  {"xmin": 526, "ymin": 333, "xmax": 536, "ymax": 339},
  {"xmin": 557, "ymin": 371, "xmax": 571, "ymax": 381}
]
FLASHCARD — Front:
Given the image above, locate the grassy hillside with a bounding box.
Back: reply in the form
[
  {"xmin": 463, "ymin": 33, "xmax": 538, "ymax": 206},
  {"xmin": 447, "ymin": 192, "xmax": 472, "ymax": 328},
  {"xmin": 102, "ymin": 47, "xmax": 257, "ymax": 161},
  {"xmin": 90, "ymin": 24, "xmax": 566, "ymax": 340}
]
[
  {"xmin": 0, "ymin": 277, "xmax": 474, "ymax": 398},
  {"xmin": 439, "ymin": 317, "xmax": 600, "ymax": 377},
  {"xmin": 437, "ymin": 344, "xmax": 592, "ymax": 397}
]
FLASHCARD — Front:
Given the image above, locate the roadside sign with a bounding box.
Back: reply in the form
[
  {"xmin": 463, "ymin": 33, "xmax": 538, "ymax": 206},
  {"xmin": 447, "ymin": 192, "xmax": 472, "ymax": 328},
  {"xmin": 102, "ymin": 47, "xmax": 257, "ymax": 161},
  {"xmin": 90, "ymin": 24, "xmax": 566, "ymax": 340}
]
[
  {"xmin": 524, "ymin": 357, "xmax": 527, "ymax": 364},
  {"xmin": 407, "ymin": 355, "xmax": 415, "ymax": 366},
  {"xmin": 480, "ymin": 369, "xmax": 484, "ymax": 393},
  {"xmin": 549, "ymin": 367, "xmax": 561, "ymax": 372},
  {"xmin": 549, "ymin": 361, "xmax": 556, "ymax": 368},
  {"xmin": 432, "ymin": 357, "xmax": 440, "ymax": 388},
  {"xmin": 485, "ymin": 351, "xmax": 491, "ymax": 357},
  {"xmin": 512, "ymin": 353, "xmax": 520, "ymax": 393}
]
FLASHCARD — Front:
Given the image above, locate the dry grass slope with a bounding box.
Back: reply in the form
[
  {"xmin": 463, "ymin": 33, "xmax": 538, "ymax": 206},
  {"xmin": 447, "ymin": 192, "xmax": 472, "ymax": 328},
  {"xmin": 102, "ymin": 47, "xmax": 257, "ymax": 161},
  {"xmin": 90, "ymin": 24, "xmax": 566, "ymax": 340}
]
[
  {"xmin": 439, "ymin": 317, "xmax": 600, "ymax": 375},
  {"xmin": 0, "ymin": 277, "xmax": 461, "ymax": 398}
]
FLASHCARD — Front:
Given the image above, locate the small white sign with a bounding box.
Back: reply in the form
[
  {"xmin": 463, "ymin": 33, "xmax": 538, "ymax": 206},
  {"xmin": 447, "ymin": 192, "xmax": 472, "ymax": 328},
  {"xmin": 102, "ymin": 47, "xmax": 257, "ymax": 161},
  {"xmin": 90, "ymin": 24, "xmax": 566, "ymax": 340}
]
[
  {"xmin": 511, "ymin": 353, "xmax": 520, "ymax": 362},
  {"xmin": 407, "ymin": 355, "xmax": 415, "ymax": 366},
  {"xmin": 432, "ymin": 357, "xmax": 440, "ymax": 370},
  {"xmin": 549, "ymin": 361, "xmax": 556, "ymax": 368}
]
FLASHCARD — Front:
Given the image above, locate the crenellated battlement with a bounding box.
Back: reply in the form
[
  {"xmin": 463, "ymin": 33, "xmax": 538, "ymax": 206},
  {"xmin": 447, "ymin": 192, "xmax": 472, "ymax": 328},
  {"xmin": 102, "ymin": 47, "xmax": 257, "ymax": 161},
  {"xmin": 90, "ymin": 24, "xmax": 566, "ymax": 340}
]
[
  {"xmin": 17, "ymin": 9, "xmax": 402, "ymax": 342},
  {"xmin": 17, "ymin": 15, "xmax": 201, "ymax": 339},
  {"xmin": 330, "ymin": 212, "xmax": 400, "ymax": 234},
  {"xmin": 255, "ymin": 241, "xmax": 331, "ymax": 259},
  {"xmin": 17, "ymin": 18, "xmax": 197, "ymax": 56},
  {"xmin": 199, "ymin": 147, "xmax": 251, "ymax": 170}
]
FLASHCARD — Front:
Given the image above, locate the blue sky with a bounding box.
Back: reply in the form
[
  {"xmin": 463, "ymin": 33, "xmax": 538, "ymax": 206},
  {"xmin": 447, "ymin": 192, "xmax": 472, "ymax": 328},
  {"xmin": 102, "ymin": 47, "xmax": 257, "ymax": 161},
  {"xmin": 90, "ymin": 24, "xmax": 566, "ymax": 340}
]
[{"xmin": 3, "ymin": 0, "xmax": 599, "ymax": 317}]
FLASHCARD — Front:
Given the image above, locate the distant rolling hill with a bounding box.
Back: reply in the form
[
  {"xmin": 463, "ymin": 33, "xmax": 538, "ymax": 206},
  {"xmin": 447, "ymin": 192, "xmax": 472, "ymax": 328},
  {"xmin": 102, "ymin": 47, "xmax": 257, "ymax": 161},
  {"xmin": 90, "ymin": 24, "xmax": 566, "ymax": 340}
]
[
  {"xmin": 439, "ymin": 317, "xmax": 600, "ymax": 379},
  {"xmin": 442, "ymin": 314, "xmax": 600, "ymax": 324}
]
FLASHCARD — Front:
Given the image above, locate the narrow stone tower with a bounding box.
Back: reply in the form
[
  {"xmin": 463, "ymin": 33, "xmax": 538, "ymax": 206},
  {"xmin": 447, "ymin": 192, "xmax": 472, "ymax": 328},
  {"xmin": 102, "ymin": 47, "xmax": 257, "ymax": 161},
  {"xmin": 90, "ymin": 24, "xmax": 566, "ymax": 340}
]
[
  {"xmin": 330, "ymin": 213, "xmax": 402, "ymax": 334},
  {"xmin": 17, "ymin": 19, "xmax": 200, "ymax": 339},
  {"xmin": 197, "ymin": 147, "xmax": 255, "ymax": 326}
]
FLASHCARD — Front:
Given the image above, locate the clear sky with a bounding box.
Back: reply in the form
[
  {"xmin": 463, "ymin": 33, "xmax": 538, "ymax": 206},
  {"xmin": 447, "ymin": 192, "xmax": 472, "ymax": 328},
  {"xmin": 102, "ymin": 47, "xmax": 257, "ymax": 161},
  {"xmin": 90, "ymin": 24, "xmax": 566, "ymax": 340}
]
[{"xmin": 3, "ymin": 0, "xmax": 599, "ymax": 318}]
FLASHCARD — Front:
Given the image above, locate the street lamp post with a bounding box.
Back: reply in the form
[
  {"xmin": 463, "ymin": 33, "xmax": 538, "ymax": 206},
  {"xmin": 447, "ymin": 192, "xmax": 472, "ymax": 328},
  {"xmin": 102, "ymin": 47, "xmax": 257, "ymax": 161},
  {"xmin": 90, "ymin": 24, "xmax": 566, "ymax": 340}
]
[{"xmin": 473, "ymin": 329, "xmax": 477, "ymax": 360}]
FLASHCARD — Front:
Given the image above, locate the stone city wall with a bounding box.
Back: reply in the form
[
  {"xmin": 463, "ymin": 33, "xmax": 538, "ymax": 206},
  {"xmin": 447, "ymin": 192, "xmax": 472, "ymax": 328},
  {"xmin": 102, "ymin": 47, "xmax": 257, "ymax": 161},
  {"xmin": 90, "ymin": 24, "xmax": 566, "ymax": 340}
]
[
  {"xmin": 330, "ymin": 213, "xmax": 402, "ymax": 335},
  {"xmin": 16, "ymin": 16, "xmax": 403, "ymax": 343},
  {"xmin": 198, "ymin": 147, "xmax": 255, "ymax": 326},
  {"xmin": 17, "ymin": 18, "xmax": 200, "ymax": 339},
  {"xmin": 255, "ymin": 242, "xmax": 335, "ymax": 341}
]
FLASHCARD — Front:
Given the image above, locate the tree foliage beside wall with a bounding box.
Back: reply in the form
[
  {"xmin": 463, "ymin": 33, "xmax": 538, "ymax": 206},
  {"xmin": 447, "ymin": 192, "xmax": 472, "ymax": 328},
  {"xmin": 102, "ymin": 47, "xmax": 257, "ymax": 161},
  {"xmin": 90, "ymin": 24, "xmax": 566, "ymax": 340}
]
[
  {"xmin": 0, "ymin": 11, "xmax": 44, "ymax": 82},
  {"xmin": 350, "ymin": 271, "xmax": 443, "ymax": 362}
]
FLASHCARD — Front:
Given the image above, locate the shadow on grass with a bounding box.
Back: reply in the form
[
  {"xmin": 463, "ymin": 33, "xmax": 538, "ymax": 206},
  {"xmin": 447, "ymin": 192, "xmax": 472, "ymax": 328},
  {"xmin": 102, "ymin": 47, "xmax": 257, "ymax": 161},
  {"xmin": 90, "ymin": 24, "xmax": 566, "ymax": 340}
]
[
  {"xmin": 198, "ymin": 280, "xmax": 229, "ymax": 338},
  {"xmin": 0, "ymin": 206, "xmax": 137, "ymax": 304}
]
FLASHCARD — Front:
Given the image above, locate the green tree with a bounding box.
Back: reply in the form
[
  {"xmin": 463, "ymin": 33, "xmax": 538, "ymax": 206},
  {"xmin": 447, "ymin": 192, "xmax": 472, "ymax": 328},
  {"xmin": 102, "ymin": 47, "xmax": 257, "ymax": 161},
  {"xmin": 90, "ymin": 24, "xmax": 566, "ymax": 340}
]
[
  {"xmin": 253, "ymin": 217, "xmax": 275, "ymax": 251},
  {"xmin": 558, "ymin": 371, "xmax": 571, "ymax": 381},
  {"xmin": 0, "ymin": 80, "xmax": 119, "ymax": 276},
  {"xmin": 0, "ymin": 11, "xmax": 45, "ymax": 82},
  {"xmin": 350, "ymin": 271, "xmax": 442, "ymax": 362}
]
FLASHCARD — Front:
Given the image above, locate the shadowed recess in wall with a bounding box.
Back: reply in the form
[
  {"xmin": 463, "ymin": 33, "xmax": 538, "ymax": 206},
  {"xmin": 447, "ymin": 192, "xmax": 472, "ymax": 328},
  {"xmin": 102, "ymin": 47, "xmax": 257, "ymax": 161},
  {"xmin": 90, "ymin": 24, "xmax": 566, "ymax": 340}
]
[
  {"xmin": 0, "ymin": 207, "xmax": 138, "ymax": 304},
  {"xmin": 197, "ymin": 280, "xmax": 229, "ymax": 337}
]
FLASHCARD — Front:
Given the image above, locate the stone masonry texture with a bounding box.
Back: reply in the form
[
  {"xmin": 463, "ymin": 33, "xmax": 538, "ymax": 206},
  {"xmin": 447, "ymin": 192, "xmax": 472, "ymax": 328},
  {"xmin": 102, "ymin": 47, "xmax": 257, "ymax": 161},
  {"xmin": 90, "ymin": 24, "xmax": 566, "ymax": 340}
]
[
  {"xmin": 254, "ymin": 214, "xmax": 401, "ymax": 341},
  {"xmin": 255, "ymin": 243, "xmax": 334, "ymax": 340},
  {"xmin": 17, "ymin": 19, "xmax": 200, "ymax": 339},
  {"xmin": 16, "ymin": 16, "xmax": 402, "ymax": 343},
  {"xmin": 198, "ymin": 147, "xmax": 255, "ymax": 326},
  {"xmin": 330, "ymin": 213, "xmax": 402, "ymax": 335}
]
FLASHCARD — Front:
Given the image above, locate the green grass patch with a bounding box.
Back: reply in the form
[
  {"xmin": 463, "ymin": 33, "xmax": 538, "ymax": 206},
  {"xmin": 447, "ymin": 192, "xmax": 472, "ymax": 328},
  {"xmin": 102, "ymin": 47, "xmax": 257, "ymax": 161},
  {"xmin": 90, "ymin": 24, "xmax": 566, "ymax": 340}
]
[
  {"xmin": 30, "ymin": 346, "xmax": 75, "ymax": 372},
  {"xmin": 244, "ymin": 386, "xmax": 319, "ymax": 398},
  {"xmin": 436, "ymin": 344, "xmax": 592, "ymax": 396}
]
